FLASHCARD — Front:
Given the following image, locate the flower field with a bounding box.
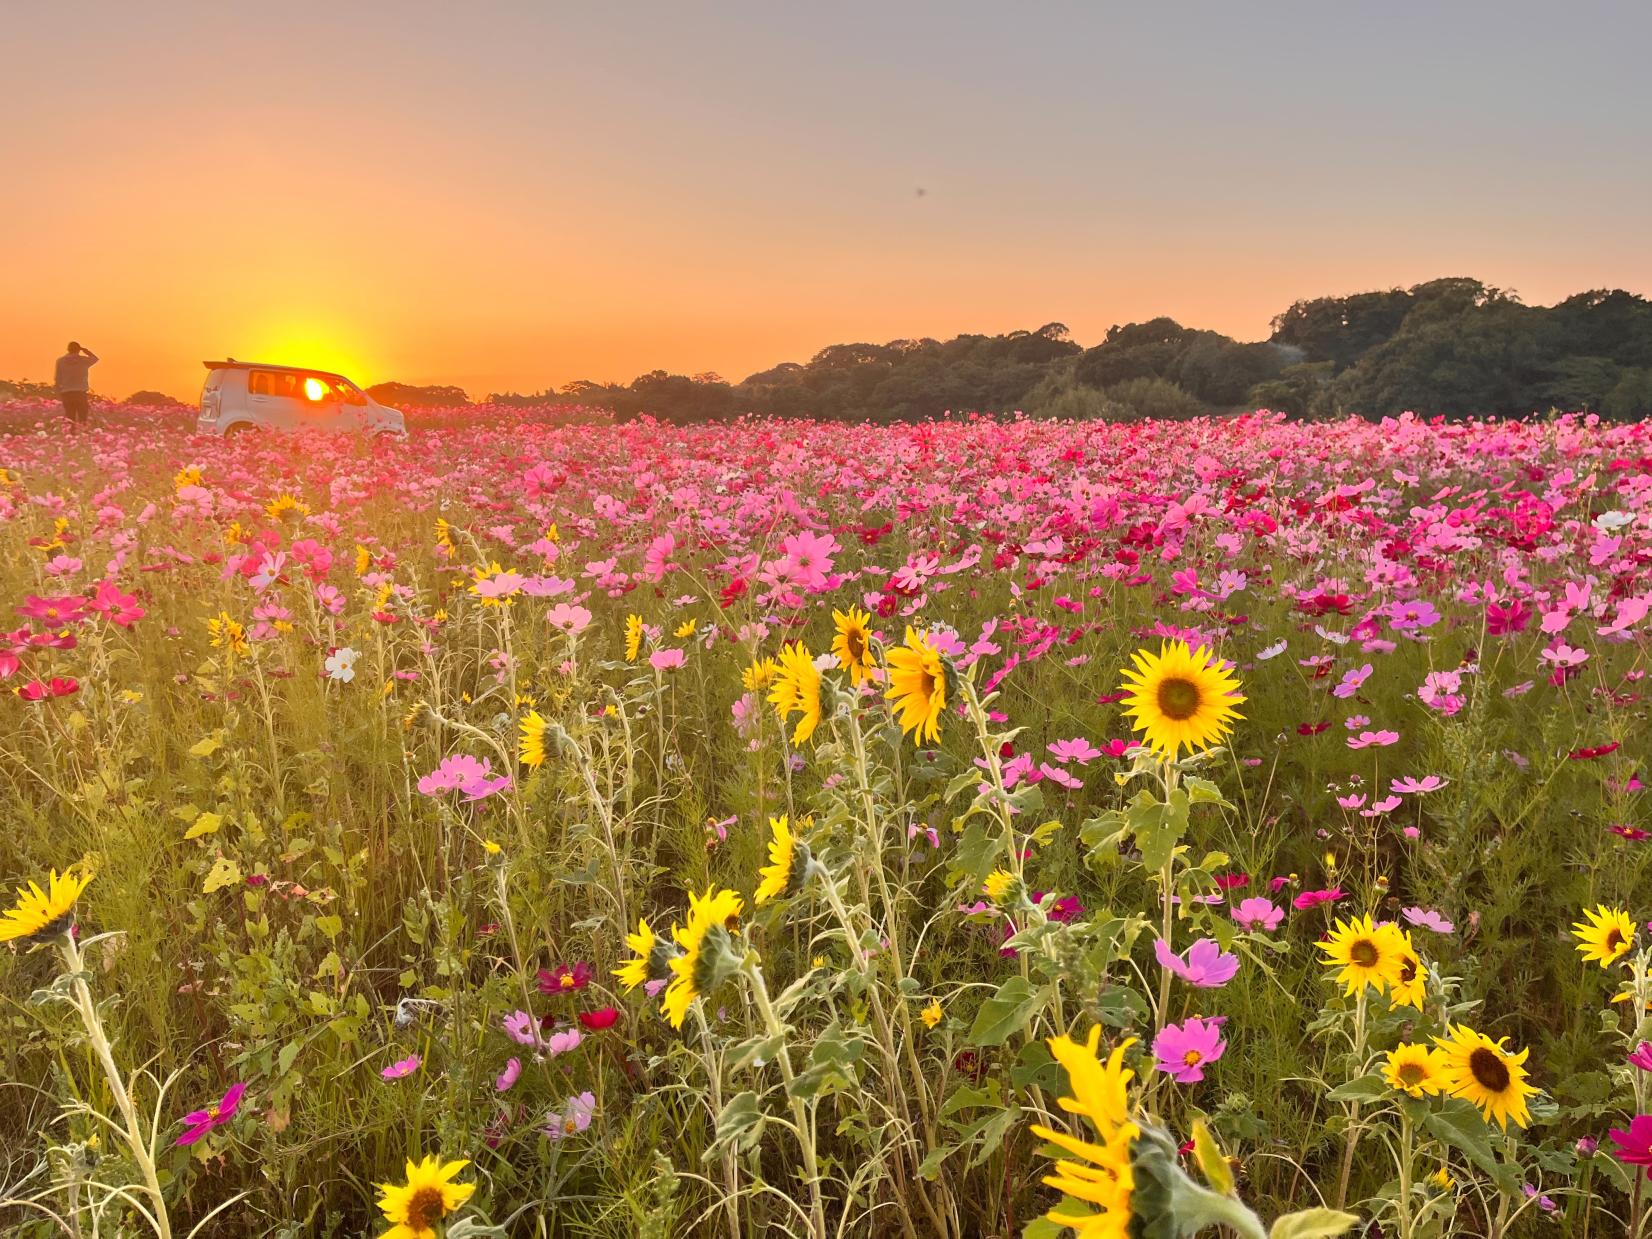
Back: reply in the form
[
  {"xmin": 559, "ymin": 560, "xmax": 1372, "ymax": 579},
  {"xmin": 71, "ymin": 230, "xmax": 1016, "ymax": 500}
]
[{"xmin": 2, "ymin": 403, "xmax": 1651, "ymax": 1238}]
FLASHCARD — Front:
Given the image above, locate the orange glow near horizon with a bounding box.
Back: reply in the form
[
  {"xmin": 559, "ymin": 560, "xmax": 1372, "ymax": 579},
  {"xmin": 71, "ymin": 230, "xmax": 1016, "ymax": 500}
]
[{"xmin": 3, "ymin": 7, "xmax": 1649, "ymax": 404}]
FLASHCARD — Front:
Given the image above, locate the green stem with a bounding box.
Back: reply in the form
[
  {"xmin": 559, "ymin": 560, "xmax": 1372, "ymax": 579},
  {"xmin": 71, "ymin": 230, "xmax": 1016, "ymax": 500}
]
[{"xmin": 744, "ymin": 957, "xmax": 825, "ymax": 1239}]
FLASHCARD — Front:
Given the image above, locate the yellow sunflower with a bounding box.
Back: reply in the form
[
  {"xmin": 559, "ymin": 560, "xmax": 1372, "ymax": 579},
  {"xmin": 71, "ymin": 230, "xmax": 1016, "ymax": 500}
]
[
  {"xmin": 265, "ymin": 493, "xmax": 309, "ymax": 521},
  {"xmin": 1028, "ymin": 1028, "xmax": 1139, "ymax": 1239},
  {"xmin": 1433, "ymin": 1024, "xmax": 1536, "ymax": 1129},
  {"xmin": 982, "ymin": 868, "xmax": 1018, "ymax": 906},
  {"xmin": 920, "ymin": 998, "xmax": 944, "ymax": 1029},
  {"xmin": 831, "ymin": 606, "xmax": 876, "ymax": 686},
  {"xmin": 518, "ymin": 711, "xmax": 549, "ymax": 769},
  {"xmin": 742, "ymin": 656, "xmax": 779, "ymax": 692},
  {"xmin": 1318, "ymin": 915, "xmax": 1407, "ymax": 996},
  {"xmin": 205, "ymin": 612, "xmax": 249, "ymax": 658},
  {"xmin": 884, "ymin": 627, "xmax": 946, "ymax": 744},
  {"xmin": 1572, "ymin": 905, "xmax": 1636, "ymax": 969},
  {"xmin": 0, "ymin": 869, "xmax": 94, "ymax": 944},
  {"xmin": 613, "ymin": 917, "xmax": 667, "ymax": 991},
  {"xmin": 1389, "ymin": 931, "xmax": 1427, "ymax": 1009},
  {"xmin": 767, "ymin": 642, "xmax": 823, "ymax": 745},
  {"xmin": 1383, "ymin": 1042, "xmax": 1446, "ymax": 1099},
  {"xmin": 755, "ymin": 815, "xmax": 803, "ymax": 904},
  {"xmin": 661, "ymin": 887, "xmax": 745, "ymax": 1029},
  {"xmin": 376, "ymin": 1154, "xmax": 475, "ymax": 1239},
  {"xmin": 624, "ymin": 614, "xmax": 645, "ymax": 662},
  {"xmin": 1118, "ymin": 640, "xmax": 1245, "ymax": 760}
]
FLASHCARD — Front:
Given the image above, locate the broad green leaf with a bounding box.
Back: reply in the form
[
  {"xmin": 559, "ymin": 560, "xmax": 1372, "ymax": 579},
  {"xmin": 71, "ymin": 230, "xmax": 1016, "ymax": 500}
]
[
  {"xmin": 967, "ymin": 976, "xmax": 1044, "ymax": 1047},
  {"xmin": 188, "ymin": 735, "xmax": 222, "ymax": 758},
  {"xmin": 1268, "ymin": 1208, "xmax": 1360, "ymax": 1239},
  {"xmin": 202, "ymin": 855, "xmax": 242, "ymax": 893},
  {"xmin": 1327, "ymin": 1074, "xmax": 1390, "ymax": 1103},
  {"xmin": 184, "ymin": 811, "xmax": 223, "ymax": 840},
  {"xmin": 1190, "ymin": 1118, "xmax": 1234, "ymax": 1195}
]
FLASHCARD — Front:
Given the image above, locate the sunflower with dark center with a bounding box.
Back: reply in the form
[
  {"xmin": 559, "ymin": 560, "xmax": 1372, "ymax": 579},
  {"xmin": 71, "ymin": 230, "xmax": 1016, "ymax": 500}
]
[
  {"xmin": 1382, "ymin": 1042, "xmax": 1445, "ymax": 1098},
  {"xmin": 1433, "ymin": 1024, "xmax": 1537, "ymax": 1129},
  {"xmin": 1571, "ymin": 904, "xmax": 1636, "ymax": 969},
  {"xmin": 376, "ymin": 1155, "xmax": 475, "ymax": 1238},
  {"xmin": 768, "ymin": 641, "xmax": 824, "ymax": 745},
  {"xmin": 1118, "ymin": 640, "xmax": 1244, "ymax": 759},
  {"xmin": 1389, "ymin": 933, "xmax": 1427, "ymax": 1009},
  {"xmin": 661, "ymin": 887, "xmax": 745, "ymax": 1029},
  {"xmin": 831, "ymin": 605, "xmax": 876, "ymax": 686},
  {"xmin": 885, "ymin": 626, "xmax": 948, "ymax": 744},
  {"xmin": 1318, "ymin": 914, "xmax": 1407, "ymax": 996},
  {"xmin": 612, "ymin": 916, "xmax": 680, "ymax": 992},
  {"xmin": 755, "ymin": 815, "xmax": 813, "ymax": 904},
  {"xmin": 0, "ymin": 869, "xmax": 93, "ymax": 944}
]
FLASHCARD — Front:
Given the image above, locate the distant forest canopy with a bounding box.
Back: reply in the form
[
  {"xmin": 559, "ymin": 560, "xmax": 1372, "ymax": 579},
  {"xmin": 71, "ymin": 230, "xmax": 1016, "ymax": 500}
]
[
  {"xmin": 5, "ymin": 278, "xmax": 1649, "ymax": 420},
  {"xmin": 474, "ymin": 278, "xmax": 1652, "ymax": 422}
]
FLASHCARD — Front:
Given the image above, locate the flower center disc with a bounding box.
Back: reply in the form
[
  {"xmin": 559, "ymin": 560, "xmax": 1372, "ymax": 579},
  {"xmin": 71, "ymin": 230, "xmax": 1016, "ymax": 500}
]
[
  {"xmin": 406, "ymin": 1186, "xmax": 446, "ymax": 1231},
  {"xmin": 1157, "ymin": 677, "xmax": 1202, "ymax": 721},
  {"xmin": 1350, "ymin": 940, "xmax": 1379, "ymax": 968},
  {"xmin": 1468, "ymin": 1046, "xmax": 1511, "ymax": 1092}
]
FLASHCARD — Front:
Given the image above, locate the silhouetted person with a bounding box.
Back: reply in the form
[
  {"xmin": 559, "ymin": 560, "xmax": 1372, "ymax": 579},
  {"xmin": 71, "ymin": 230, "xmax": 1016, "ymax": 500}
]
[{"xmin": 55, "ymin": 342, "xmax": 99, "ymax": 425}]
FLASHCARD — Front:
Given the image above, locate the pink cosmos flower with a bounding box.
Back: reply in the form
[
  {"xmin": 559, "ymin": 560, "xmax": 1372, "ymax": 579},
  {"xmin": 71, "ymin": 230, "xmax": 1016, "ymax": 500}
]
[
  {"xmin": 537, "ymin": 961, "xmax": 593, "ymax": 994},
  {"xmin": 1391, "ymin": 775, "xmax": 1447, "ymax": 794},
  {"xmin": 649, "ymin": 648, "xmax": 686, "ymax": 670},
  {"xmin": 1293, "ymin": 887, "xmax": 1344, "ymax": 911},
  {"xmin": 1047, "ymin": 737, "xmax": 1104, "ymax": 764},
  {"xmin": 1152, "ymin": 1016, "xmax": 1226, "ymax": 1083},
  {"xmin": 1231, "ymin": 897, "xmax": 1284, "ymax": 932},
  {"xmin": 496, "ymin": 1058, "xmax": 522, "ymax": 1092},
  {"xmin": 1628, "ymin": 1042, "xmax": 1652, "ymax": 1073},
  {"xmin": 381, "ymin": 1055, "xmax": 421, "ymax": 1080},
  {"xmin": 175, "ymin": 1082, "xmax": 247, "ymax": 1145},
  {"xmin": 1402, "ymin": 907, "xmax": 1454, "ymax": 934},
  {"xmin": 543, "ymin": 1028, "xmax": 583, "ymax": 1056},
  {"xmin": 1332, "ymin": 664, "xmax": 1372, "ymax": 699},
  {"xmin": 16, "ymin": 594, "xmax": 87, "ymax": 625},
  {"xmin": 418, "ymin": 754, "xmax": 494, "ymax": 797},
  {"xmin": 86, "ymin": 580, "xmax": 145, "ymax": 626},
  {"xmin": 546, "ymin": 603, "xmax": 593, "ymax": 633},
  {"xmin": 544, "ymin": 1091, "xmax": 597, "ymax": 1140},
  {"xmin": 1347, "ymin": 730, "xmax": 1400, "ymax": 749},
  {"xmin": 503, "ymin": 1010, "xmax": 539, "ymax": 1046},
  {"xmin": 1153, "ymin": 937, "xmax": 1239, "ymax": 988}
]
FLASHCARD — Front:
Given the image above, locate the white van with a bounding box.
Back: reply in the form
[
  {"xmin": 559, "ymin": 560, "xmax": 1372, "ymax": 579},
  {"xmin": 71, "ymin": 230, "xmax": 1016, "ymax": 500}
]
[{"xmin": 196, "ymin": 361, "xmax": 407, "ymax": 438}]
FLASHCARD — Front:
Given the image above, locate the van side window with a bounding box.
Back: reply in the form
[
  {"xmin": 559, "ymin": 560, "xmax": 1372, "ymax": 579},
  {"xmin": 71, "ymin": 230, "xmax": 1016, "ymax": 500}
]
[{"xmin": 249, "ymin": 370, "xmax": 301, "ymax": 398}]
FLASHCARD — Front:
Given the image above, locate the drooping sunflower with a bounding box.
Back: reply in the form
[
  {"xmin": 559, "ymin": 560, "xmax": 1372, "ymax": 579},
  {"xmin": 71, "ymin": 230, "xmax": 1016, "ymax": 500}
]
[
  {"xmin": 613, "ymin": 916, "xmax": 678, "ymax": 992},
  {"xmin": 1028, "ymin": 1027, "xmax": 1139, "ymax": 1239},
  {"xmin": 0, "ymin": 869, "xmax": 93, "ymax": 944},
  {"xmin": 1432, "ymin": 1024, "xmax": 1536, "ymax": 1129},
  {"xmin": 831, "ymin": 606, "xmax": 876, "ymax": 686},
  {"xmin": 983, "ymin": 868, "xmax": 1018, "ymax": 906},
  {"xmin": 1319, "ymin": 914, "xmax": 1407, "ymax": 996},
  {"xmin": 624, "ymin": 614, "xmax": 645, "ymax": 662},
  {"xmin": 376, "ymin": 1154, "xmax": 475, "ymax": 1239},
  {"xmin": 1389, "ymin": 931, "xmax": 1427, "ymax": 1009},
  {"xmin": 518, "ymin": 711, "xmax": 549, "ymax": 769},
  {"xmin": 755, "ymin": 815, "xmax": 809, "ymax": 904},
  {"xmin": 884, "ymin": 627, "xmax": 947, "ymax": 744},
  {"xmin": 1383, "ymin": 1042, "xmax": 1446, "ymax": 1099},
  {"xmin": 767, "ymin": 642, "xmax": 823, "ymax": 745},
  {"xmin": 1118, "ymin": 641, "xmax": 1244, "ymax": 760},
  {"xmin": 661, "ymin": 887, "xmax": 745, "ymax": 1029},
  {"xmin": 1572, "ymin": 905, "xmax": 1636, "ymax": 969}
]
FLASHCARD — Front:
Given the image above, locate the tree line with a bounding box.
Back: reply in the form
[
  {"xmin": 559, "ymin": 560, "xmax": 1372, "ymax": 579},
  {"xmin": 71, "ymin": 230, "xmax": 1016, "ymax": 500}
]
[{"xmin": 470, "ymin": 278, "xmax": 1652, "ymax": 422}]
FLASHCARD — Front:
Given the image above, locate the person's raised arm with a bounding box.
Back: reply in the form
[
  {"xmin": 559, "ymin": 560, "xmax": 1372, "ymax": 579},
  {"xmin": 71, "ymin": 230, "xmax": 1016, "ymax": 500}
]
[{"xmin": 82, "ymin": 348, "xmax": 99, "ymax": 364}]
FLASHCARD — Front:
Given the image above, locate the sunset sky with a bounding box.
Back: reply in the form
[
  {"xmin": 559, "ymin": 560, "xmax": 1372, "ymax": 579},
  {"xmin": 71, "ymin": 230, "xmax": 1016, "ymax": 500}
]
[{"xmin": 4, "ymin": 2, "xmax": 1650, "ymax": 400}]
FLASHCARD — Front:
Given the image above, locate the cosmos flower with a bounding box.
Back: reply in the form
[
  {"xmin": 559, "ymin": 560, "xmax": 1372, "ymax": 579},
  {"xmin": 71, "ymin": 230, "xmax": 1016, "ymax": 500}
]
[
  {"xmin": 1231, "ymin": 897, "xmax": 1284, "ymax": 932},
  {"xmin": 543, "ymin": 1091, "xmax": 597, "ymax": 1141},
  {"xmin": 1402, "ymin": 907, "xmax": 1454, "ymax": 934},
  {"xmin": 1611, "ymin": 1116, "xmax": 1652, "ymax": 1181},
  {"xmin": 1152, "ymin": 937, "xmax": 1239, "ymax": 988},
  {"xmin": 537, "ymin": 961, "xmax": 593, "ymax": 994},
  {"xmin": 175, "ymin": 1081, "xmax": 247, "ymax": 1145},
  {"xmin": 1152, "ymin": 1016, "xmax": 1226, "ymax": 1083},
  {"xmin": 380, "ymin": 1055, "xmax": 421, "ymax": 1081}
]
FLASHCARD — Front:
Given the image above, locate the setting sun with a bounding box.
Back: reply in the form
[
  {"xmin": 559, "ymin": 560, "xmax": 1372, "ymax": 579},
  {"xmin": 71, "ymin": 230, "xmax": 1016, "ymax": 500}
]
[{"xmin": 302, "ymin": 377, "xmax": 325, "ymax": 402}]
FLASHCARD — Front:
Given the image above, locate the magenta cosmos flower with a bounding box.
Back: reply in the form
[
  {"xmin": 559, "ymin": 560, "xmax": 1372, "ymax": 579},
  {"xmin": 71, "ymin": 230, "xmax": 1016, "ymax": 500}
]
[
  {"xmin": 175, "ymin": 1081, "xmax": 246, "ymax": 1145},
  {"xmin": 1609, "ymin": 1115, "xmax": 1652, "ymax": 1180},
  {"xmin": 1153, "ymin": 937, "xmax": 1239, "ymax": 988},
  {"xmin": 1153, "ymin": 1017, "xmax": 1226, "ymax": 1083},
  {"xmin": 380, "ymin": 1054, "xmax": 421, "ymax": 1080}
]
